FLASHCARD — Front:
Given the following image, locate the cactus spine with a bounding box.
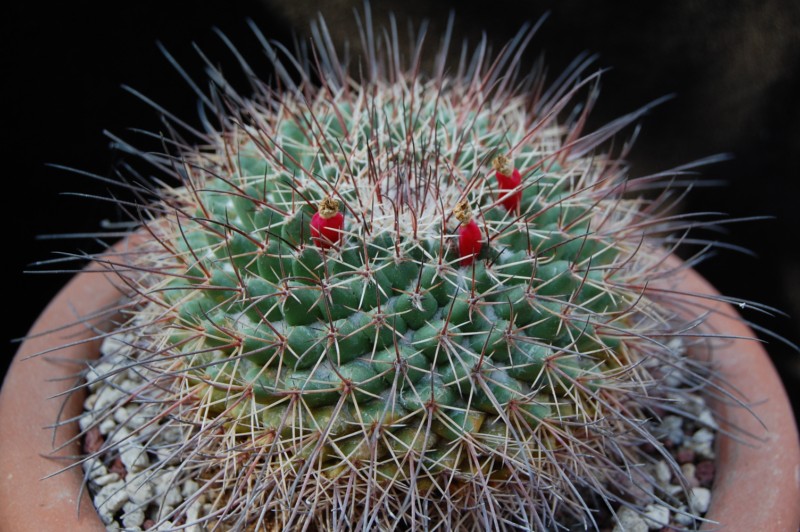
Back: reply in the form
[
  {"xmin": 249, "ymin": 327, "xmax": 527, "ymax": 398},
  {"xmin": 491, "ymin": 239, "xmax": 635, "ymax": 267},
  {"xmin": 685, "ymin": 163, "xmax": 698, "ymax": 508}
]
[{"xmin": 75, "ymin": 13, "xmax": 733, "ymax": 531}]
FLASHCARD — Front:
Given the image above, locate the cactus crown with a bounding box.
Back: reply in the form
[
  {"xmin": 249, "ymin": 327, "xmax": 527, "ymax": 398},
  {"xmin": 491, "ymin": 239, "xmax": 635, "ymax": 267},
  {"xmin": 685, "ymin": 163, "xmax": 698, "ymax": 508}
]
[{"xmin": 66, "ymin": 11, "xmax": 741, "ymax": 531}]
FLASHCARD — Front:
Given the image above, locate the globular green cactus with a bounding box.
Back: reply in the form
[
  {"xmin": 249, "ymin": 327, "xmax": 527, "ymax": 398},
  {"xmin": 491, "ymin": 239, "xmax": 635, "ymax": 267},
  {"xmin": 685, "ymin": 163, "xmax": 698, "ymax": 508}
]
[{"xmin": 77, "ymin": 13, "xmax": 731, "ymax": 531}]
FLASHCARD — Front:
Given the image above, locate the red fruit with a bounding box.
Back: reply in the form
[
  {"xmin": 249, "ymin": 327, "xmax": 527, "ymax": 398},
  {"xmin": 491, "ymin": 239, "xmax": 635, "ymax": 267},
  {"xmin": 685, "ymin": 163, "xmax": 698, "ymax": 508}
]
[
  {"xmin": 311, "ymin": 197, "xmax": 344, "ymax": 249},
  {"xmin": 454, "ymin": 200, "xmax": 482, "ymax": 266},
  {"xmin": 492, "ymin": 155, "xmax": 522, "ymax": 212}
]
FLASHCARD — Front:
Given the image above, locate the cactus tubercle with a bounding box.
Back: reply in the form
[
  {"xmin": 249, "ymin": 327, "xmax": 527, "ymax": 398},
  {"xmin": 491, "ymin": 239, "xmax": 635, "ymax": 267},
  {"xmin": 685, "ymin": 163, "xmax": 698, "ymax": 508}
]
[{"xmin": 310, "ymin": 196, "xmax": 344, "ymax": 249}]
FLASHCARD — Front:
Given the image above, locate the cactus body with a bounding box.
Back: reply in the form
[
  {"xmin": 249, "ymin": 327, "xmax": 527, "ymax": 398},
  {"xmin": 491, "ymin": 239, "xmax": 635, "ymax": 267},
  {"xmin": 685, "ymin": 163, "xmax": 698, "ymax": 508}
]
[{"xmin": 81, "ymin": 14, "xmax": 730, "ymax": 531}]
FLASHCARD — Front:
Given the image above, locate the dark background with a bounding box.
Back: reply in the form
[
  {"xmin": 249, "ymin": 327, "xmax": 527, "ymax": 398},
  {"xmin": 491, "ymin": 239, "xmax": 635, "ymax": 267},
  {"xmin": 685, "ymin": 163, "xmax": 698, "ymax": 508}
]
[{"xmin": 3, "ymin": 1, "xmax": 798, "ymax": 420}]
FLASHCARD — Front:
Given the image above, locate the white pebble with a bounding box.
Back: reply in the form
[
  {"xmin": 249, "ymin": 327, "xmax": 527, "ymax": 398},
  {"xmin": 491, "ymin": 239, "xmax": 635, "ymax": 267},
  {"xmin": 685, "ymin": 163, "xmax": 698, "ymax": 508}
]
[
  {"xmin": 612, "ymin": 507, "xmax": 648, "ymax": 532},
  {"xmin": 122, "ymin": 501, "xmax": 145, "ymax": 528},
  {"xmin": 160, "ymin": 426, "xmax": 185, "ymax": 444},
  {"xmin": 181, "ymin": 479, "xmax": 200, "ymax": 498},
  {"xmin": 84, "ymin": 365, "xmax": 108, "ymax": 392},
  {"xmin": 83, "ymin": 392, "xmax": 98, "ymax": 411},
  {"xmin": 98, "ymin": 417, "xmax": 117, "ymax": 436},
  {"xmin": 155, "ymin": 446, "xmax": 181, "ymax": 467},
  {"xmin": 125, "ymin": 473, "xmax": 155, "ymax": 505},
  {"xmin": 186, "ymin": 497, "xmax": 207, "ymax": 530},
  {"xmin": 689, "ymin": 487, "xmax": 711, "ymax": 514},
  {"xmin": 93, "ymin": 472, "xmax": 120, "ymax": 487},
  {"xmin": 698, "ymin": 409, "xmax": 718, "ymax": 429},
  {"xmin": 112, "ymin": 406, "xmax": 130, "ymax": 424},
  {"xmin": 118, "ymin": 378, "xmax": 140, "ymax": 394},
  {"xmin": 681, "ymin": 463, "xmax": 696, "ymax": 483},
  {"xmin": 84, "ymin": 459, "xmax": 107, "ymax": 479},
  {"xmin": 78, "ymin": 413, "xmax": 95, "ymax": 433},
  {"xmin": 121, "ymin": 446, "xmax": 150, "ymax": 473},
  {"xmin": 674, "ymin": 505, "xmax": 695, "ymax": 525},
  {"xmin": 93, "ymin": 481, "xmax": 129, "ymax": 525},
  {"xmin": 94, "ymin": 385, "xmax": 126, "ymax": 411},
  {"xmin": 654, "ymin": 460, "xmax": 672, "ymax": 485},
  {"xmin": 690, "ymin": 428, "xmax": 716, "ymax": 459},
  {"xmin": 643, "ymin": 504, "xmax": 670, "ymax": 529},
  {"xmin": 164, "ymin": 486, "xmax": 184, "ymax": 507},
  {"xmin": 661, "ymin": 415, "xmax": 684, "ymax": 444},
  {"xmin": 128, "ymin": 411, "xmax": 151, "ymax": 431},
  {"xmin": 100, "ymin": 334, "xmax": 134, "ymax": 360},
  {"xmin": 108, "ymin": 425, "xmax": 131, "ymax": 445}
]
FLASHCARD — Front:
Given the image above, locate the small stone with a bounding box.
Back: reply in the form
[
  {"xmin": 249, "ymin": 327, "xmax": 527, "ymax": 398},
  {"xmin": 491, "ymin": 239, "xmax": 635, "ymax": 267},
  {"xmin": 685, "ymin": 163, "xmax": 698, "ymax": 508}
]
[
  {"xmin": 662, "ymin": 349, "xmax": 686, "ymax": 387},
  {"xmin": 119, "ymin": 378, "xmax": 140, "ymax": 394},
  {"xmin": 121, "ymin": 446, "xmax": 150, "ymax": 473},
  {"xmin": 155, "ymin": 446, "xmax": 182, "ymax": 466},
  {"xmin": 680, "ymin": 463, "xmax": 699, "ymax": 487},
  {"xmin": 661, "ymin": 416, "xmax": 684, "ymax": 446},
  {"xmin": 685, "ymin": 394, "xmax": 707, "ymax": 414},
  {"xmin": 612, "ymin": 507, "xmax": 649, "ymax": 532},
  {"xmin": 101, "ymin": 333, "xmax": 128, "ymax": 355},
  {"xmin": 186, "ymin": 497, "xmax": 206, "ymax": 530},
  {"xmin": 113, "ymin": 405, "xmax": 131, "ymax": 424},
  {"xmin": 698, "ymin": 409, "xmax": 717, "ymax": 429},
  {"xmin": 676, "ymin": 448, "xmax": 695, "ymax": 464},
  {"xmin": 695, "ymin": 460, "xmax": 715, "ymax": 487},
  {"xmin": 642, "ymin": 504, "xmax": 669, "ymax": 529},
  {"xmin": 108, "ymin": 425, "xmax": 131, "ymax": 445},
  {"xmin": 82, "ymin": 426, "xmax": 104, "ymax": 454},
  {"xmin": 673, "ymin": 504, "xmax": 694, "ymax": 526},
  {"xmin": 152, "ymin": 470, "xmax": 177, "ymax": 496},
  {"xmin": 82, "ymin": 392, "xmax": 98, "ymax": 411},
  {"xmin": 94, "ymin": 386, "xmax": 126, "ymax": 411},
  {"xmin": 164, "ymin": 485, "xmax": 184, "ymax": 507},
  {"xmin": 690, "ymin": 428, "xmax": 715, "ymax": 459},
  {"xmin": 93, "ymin": 472, "xmax": 120, "ymax": 487},
  {"xmin": 160, "ymin": 426, "xmax": 185, "ymax": 444},
  {"xmin": 129, "ymin": 411, "xmax": 153, "ymax": 431},
  {"xmin": 83, "ymin": 459, "xmax": 107, "ymax": 480},
  {"xmin": 98, "ymin": 417, "xmax": 117, "ymax": 436},
  {"xmin": 654, "ymin": 461, "xmax": 671, "ymax": 485},
  {"xmin": 122, "ymin": 501, "xmax": 146, "ymax": 528},
  {"xmin": 84, "ymin": 365, "xmax": 108, "ymax": 392},
  {"xmin": 109, "ymin": 456, "xmax": 127, "ymax": 479},
  {"xmin": 125, "ymin": 473, "xmax": 155, "ymax": 505},
  {"xmin": 689, "ymin": 487, "xmax": 711, "ymax": 514},
  {"xmin": 93, "ymin": 480, "xmax": 129, "ymax": 525},
  {"xmin": 181, "ymin": 479, "xmax": 200, "ymax": 498}
]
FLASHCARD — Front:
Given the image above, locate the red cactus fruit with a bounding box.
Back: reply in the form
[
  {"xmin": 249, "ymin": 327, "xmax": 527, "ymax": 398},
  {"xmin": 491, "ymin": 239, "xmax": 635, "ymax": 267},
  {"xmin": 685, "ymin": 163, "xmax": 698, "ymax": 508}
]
[
  {"xmin": 454, "ymin": 200, "xmax": 482, "ymax": 266},
  {"xmin": 310, "ymin": 197, "xmax": 344, "ymax": 249},
  {"xmin": 493, "ymin": 154, "xmax": 522, "ymax": 212}
]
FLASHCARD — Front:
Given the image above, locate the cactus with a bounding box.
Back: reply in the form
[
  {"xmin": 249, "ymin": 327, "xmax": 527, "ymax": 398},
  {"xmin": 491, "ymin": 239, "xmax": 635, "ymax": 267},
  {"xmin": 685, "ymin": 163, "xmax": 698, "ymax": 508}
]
[{"xmin": 69, "ymin": 12, "xmax": 745, "ymax": 531}]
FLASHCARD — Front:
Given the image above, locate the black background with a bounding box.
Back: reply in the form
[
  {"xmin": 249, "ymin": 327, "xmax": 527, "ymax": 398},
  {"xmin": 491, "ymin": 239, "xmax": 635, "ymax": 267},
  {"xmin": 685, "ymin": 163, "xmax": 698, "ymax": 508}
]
[{"xmin": 3, "ymin": 1, "xmax": 798, "ymax": 421}]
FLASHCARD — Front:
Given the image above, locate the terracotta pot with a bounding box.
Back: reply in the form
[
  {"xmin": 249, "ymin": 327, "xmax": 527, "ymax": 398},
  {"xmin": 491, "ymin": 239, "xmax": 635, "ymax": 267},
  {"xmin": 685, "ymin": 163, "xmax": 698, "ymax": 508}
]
[{"xmin": 1, "ymin": 246, "xmax": 799, "ymax": 531}]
